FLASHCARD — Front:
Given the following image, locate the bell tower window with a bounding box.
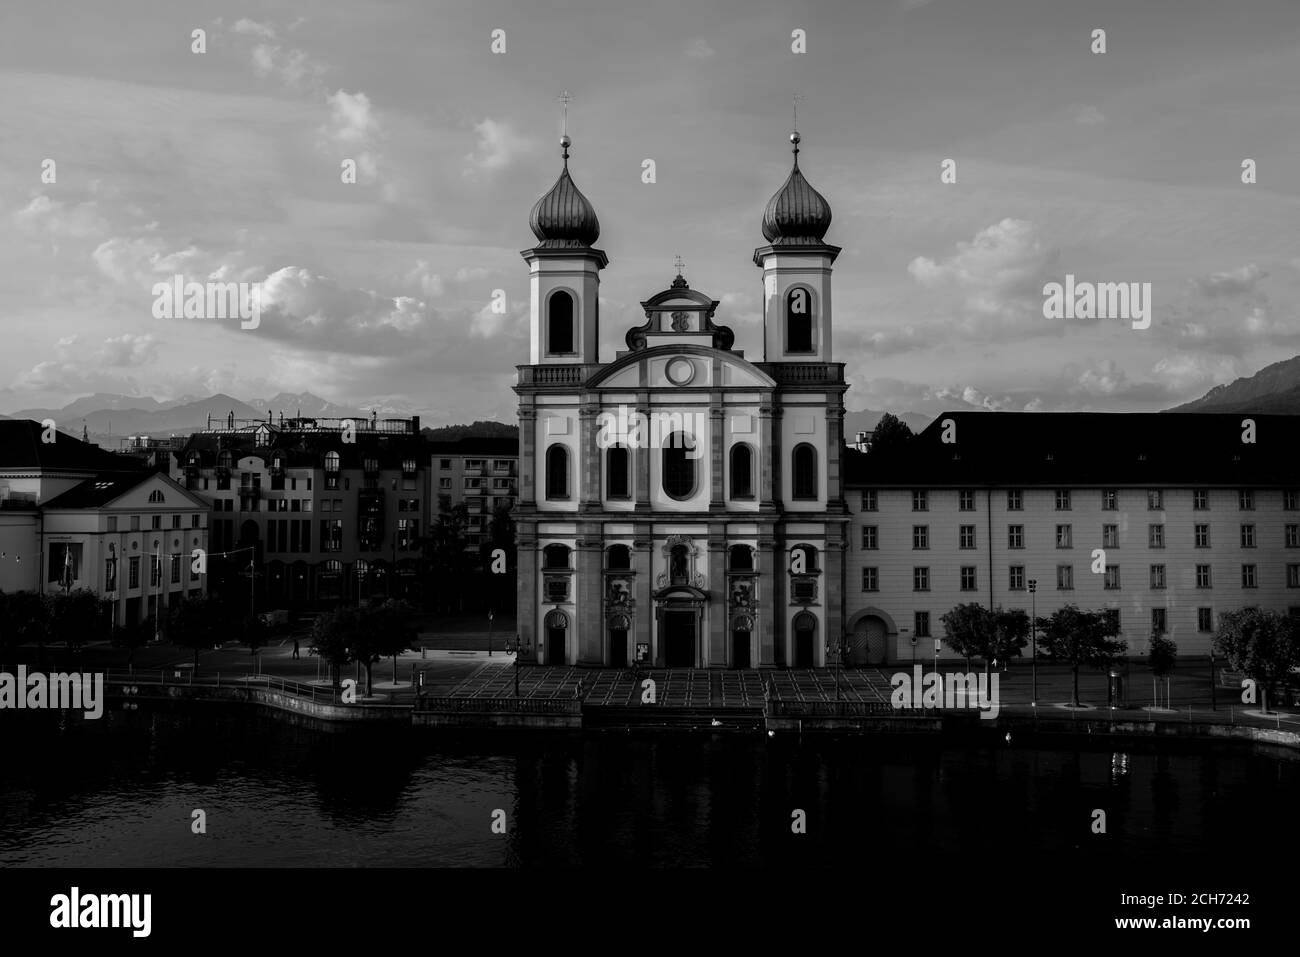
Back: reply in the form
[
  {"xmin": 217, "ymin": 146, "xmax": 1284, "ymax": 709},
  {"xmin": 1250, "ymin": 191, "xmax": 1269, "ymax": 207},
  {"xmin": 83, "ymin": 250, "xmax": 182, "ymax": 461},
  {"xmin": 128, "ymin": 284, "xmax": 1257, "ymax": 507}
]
[
  {"xmin": 792, "ymin": 443, "xmax": 818, "ymax": 500},
  {"xmin": 547, "ymin": 290, "xmax": 575, "ymax": 355},
  {"xmin": 786, "ymin": 287, "xmax": 813, "ymax": 353}
]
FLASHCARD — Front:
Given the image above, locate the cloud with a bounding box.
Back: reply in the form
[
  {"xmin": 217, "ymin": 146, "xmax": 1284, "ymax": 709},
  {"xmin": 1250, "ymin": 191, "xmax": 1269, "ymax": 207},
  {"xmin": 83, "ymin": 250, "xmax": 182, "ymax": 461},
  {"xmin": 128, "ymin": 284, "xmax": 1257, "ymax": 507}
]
[
  {"xmin": 12, "ymin": 194, "xmax": 109, "ymax": 242},
  {"xmin": 98, "ymin": 334, "xmax": 159, "ymax": 367},
  {"xmin": 464, "ymin": 119, "xmax": 532, "ymax": 178},
  {"xmin": 323, "ymin": 89, "xmax": 382, "ymax": 183},
  {"xmin": 684, "ymin": 38, "xmax": 716, "ymax": 59},
  {"xmin": 1192, "ymin": 263, "xmax": 1265, "ymax": 297},
  {"xmin": 907, "ymin": 218, "xmax": 1054, "ymax": 316},
  {"xmin": 405, "ymin": 260, "xmax": 444, "ymax": 298},
  {"xmin": 228, "ymin": 18, "xmax": 327, "ymax": 92},
  {"xmin": 455, "ymin": 266, "xmax": 491, "ymax": 283},
  {"xmin": 232, "ymin": 18, "xmax": 277, "ymax": 40},
  {"xmin": 1074, "ymin": 104, "xmax": 1106, "ymax": 125}
]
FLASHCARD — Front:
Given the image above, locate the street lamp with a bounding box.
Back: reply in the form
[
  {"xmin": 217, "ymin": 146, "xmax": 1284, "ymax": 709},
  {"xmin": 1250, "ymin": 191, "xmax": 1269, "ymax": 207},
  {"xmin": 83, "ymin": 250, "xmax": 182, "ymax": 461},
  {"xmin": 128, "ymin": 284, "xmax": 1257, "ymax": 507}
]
[
  {"xmin": 488, "ymin": 608, "xmax": 494, "ymax": 657},
  {"xmin": 1028, "ymin": 579, "xmax": 1038, "ymax": 706}
]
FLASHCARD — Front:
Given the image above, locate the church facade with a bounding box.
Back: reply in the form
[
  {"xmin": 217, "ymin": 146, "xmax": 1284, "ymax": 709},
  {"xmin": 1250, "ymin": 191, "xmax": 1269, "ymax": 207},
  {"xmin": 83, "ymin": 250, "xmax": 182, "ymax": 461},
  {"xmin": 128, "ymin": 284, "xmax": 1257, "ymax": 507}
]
[{"xmin": 514, "ymin": 131, "xmax": 849, "ymax": 669}]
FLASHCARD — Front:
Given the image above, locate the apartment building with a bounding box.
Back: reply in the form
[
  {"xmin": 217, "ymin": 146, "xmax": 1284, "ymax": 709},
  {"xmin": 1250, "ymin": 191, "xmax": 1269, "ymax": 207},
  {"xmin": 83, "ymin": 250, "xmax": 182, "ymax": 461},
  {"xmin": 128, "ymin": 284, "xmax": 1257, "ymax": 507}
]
[{"xmin": 429, "ymin": 437, "xmax": 518, "ymax": 548}]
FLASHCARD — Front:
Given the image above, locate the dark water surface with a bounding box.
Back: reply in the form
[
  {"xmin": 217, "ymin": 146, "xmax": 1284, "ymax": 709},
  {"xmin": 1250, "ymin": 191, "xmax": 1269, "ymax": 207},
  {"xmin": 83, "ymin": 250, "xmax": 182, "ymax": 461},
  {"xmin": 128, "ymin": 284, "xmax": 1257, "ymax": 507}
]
[{"xmin": 2, "ymin": 705, "xmax": 1297, "ymax": 867}]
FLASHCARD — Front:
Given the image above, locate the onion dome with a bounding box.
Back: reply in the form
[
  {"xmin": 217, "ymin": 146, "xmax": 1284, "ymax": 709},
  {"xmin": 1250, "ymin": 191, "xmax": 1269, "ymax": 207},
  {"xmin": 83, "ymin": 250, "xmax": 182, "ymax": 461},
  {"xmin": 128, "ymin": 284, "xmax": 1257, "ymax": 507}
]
[
  {"xmin": 529, "ymin": 135, "xmax": 601, "ymax": 247},
  {"xmin": 761, "ymin": 131, "xmax": 832, "ymax": 244}
]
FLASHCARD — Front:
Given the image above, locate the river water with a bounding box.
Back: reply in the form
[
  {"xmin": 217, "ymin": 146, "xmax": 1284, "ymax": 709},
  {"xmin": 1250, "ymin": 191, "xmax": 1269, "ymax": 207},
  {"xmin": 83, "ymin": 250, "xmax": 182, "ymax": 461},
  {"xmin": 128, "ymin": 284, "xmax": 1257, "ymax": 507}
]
[{"xmin": 2, "ymin": 705, "xmax": 1297, "ymax": 868}]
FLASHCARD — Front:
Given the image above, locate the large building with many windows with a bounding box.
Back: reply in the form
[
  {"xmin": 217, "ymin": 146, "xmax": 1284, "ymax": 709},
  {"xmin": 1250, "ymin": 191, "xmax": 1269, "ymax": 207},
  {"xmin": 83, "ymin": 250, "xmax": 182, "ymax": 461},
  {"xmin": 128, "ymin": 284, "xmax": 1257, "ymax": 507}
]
[
  {"xmin": 171, "ymin": 414, "xmax": 428, "ymax": 608},
  {"xmin": 842, "ymin": 412, "xmax": 1300, "ymax": 662},
  {"xmin": 514, "ymin": 130, "xmax": 849, "ymax": 668},
  {"xmin": 430, "ymin": 437, "xmax": 518, "ymax": 548}
]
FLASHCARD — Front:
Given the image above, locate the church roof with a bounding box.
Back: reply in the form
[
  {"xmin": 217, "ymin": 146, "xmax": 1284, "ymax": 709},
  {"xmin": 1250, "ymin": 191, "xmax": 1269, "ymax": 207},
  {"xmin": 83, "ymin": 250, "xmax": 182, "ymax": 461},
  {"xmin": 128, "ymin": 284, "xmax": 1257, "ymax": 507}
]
[
  {"xmin": 761, "ymin": 132, "xmax": 833, "ymax": 245},
  {"xmin": 528, "ymin": 136, "xmax": 601, "ymax": 248}
]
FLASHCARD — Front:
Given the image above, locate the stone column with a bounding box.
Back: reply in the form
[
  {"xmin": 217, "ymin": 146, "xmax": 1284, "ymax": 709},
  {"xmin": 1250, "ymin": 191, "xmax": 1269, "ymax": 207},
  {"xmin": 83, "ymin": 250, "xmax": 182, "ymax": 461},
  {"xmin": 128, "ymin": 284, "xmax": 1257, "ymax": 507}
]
[
  {"xmin": 579, "ymin": 401, "xmax": 601, "ymax": 512},
  {"xmin": 633, "ymin": 535, "xmax": 654, "ymax": 666},
  {"xmin": 576, "ymin": 526, "xmax": 603, "ymax": 664},
  {"xmin": 709, "ymin": 390, "xmax": 725, "ymax": 510},
  {"xmin": 825, "ymin": 386, "xmax": 848, "ymax": 513},
  {"xmin": 516, "ymin": 524, "xmax": 538, "ymax": 662},
  {"xmin": 707, "ymin": 528, "xmax": 727, "ymax": 666},
  {"xmin": 758, "ymin": 399, "xmax": 775, "ymax": 507},
  {"xmin": 518, "ymin": 406, "xmax": 537, "ymax": 506},
  {"xmin": 824, "ymin": 530, "xmax": 846, "ymax": 669},
  {"xmin": 634, "ymin": 392, "xmax": 651, "ymax": 511},
  {"xmin": 758, "ymin": 533, "xmax": 777, "ymax": 667}
]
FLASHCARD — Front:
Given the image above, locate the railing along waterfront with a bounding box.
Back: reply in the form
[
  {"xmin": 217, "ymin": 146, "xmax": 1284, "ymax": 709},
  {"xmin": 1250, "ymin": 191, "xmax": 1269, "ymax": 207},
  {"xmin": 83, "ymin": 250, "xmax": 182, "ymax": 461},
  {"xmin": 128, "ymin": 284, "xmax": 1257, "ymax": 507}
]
[
  {"xmin": 417, "ymin": 695, "xmax": 581, "ymax": 715},
  {"xmin": 104, "ymin": 669, "xmax": 340, "ymax": 704},
  {"xmin": 769, "ymin": 699, "xmax": 942, "ymax": 717}
]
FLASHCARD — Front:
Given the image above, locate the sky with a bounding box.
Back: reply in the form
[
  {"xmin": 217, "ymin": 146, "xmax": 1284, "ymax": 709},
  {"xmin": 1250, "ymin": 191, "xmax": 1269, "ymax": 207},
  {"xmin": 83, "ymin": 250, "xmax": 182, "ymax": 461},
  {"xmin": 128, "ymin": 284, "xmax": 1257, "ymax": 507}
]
[{"xmin": 2, "ymin": 0, "xmax": 1299, "ymax": 425}]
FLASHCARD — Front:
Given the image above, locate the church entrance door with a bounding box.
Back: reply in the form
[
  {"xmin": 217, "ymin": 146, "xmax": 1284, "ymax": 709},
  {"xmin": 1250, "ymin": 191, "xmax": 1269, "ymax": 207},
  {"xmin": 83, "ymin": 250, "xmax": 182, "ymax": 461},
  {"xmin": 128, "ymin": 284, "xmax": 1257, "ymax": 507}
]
[
  {"xmin": 664, "ymin": 612, "xmax": 696, "ymax": 667},
  {"xmin": 609, "ymin": 628, "xmax": 627, "ymax": 668},
  {"xmin": 732, "ymin": 631, "xmax": 751, "ymax": 669}
]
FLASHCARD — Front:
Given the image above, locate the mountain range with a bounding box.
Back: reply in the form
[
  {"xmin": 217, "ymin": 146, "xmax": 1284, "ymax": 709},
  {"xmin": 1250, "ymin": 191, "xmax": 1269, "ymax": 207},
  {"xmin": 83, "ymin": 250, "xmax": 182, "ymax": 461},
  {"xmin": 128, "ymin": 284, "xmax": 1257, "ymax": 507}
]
[{"xmin": 1165, "ymin": 355, "xmax": 1300, "ymax": 414}]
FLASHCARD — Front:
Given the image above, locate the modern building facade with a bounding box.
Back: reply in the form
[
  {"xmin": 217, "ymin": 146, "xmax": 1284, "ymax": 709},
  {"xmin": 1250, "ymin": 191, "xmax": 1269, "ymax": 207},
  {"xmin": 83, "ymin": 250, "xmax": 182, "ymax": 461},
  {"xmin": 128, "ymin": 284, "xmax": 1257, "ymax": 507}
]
[
  {"xmin": 430, "ymin": 437, "xmax": 518, "ymax": 548},
  {"xmin": 514, "ymin": 131, "xmax": 849, "ymax": 668}
]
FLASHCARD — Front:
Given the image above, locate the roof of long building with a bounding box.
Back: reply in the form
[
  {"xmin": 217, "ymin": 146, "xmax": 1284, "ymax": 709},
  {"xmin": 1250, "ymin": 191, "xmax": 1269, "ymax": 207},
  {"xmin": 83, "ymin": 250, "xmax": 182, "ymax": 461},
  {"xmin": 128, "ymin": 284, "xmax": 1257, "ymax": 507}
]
[
  {"xmin": 0, "ymin": 420, "xmax": 146, "ymax": 474},
  {"xmin": 844, "ymin": 412, "xmax": 1299, "ymax": 487}
]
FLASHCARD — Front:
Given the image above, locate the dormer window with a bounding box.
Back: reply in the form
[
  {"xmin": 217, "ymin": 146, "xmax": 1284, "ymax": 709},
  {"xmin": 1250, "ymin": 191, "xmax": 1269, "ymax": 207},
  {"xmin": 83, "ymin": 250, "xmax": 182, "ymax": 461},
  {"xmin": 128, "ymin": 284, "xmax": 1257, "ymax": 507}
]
[
  {"xmin": 325, "ymin": 451, "xmax": 340, "ymax": 472},
  {"xmin": 148, "ymin": 490, "xmax": 165, "ymax": 504}
]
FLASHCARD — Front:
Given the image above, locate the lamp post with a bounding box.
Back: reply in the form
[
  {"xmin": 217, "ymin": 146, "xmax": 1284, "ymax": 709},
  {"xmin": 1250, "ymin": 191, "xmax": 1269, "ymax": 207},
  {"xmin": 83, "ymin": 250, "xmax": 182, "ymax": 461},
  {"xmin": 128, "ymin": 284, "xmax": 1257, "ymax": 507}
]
[
  {"xmin": 1028, "ymin": 579, "xmax": 1038, "ymax": 706},
  {"xmin": 488, "ymin": 608, "xmax": 494, "ymax": 657}
]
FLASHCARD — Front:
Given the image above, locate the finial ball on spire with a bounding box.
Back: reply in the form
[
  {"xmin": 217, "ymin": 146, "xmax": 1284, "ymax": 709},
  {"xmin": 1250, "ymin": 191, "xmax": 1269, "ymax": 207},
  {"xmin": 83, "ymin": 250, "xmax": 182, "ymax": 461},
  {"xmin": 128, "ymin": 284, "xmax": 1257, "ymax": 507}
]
[
  {"xmin": 560, "ymin": 134, "xmax": 571, "ymax": 149},
  {"xmin": 790, "ymin": 131, "xmax": 801, "ymax": 146}
]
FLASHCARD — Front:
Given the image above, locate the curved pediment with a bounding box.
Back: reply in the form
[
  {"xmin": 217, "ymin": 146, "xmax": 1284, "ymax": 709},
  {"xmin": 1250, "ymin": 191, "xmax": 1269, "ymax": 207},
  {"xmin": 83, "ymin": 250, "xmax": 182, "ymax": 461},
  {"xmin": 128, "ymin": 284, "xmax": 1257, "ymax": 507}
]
[
  {"xmin": 586, "ymin": 344, "xmax": 777, "ymax": 390},
  {"xmin": 653, "ymin": 584, "xmax": 710, "ymax": 602}
]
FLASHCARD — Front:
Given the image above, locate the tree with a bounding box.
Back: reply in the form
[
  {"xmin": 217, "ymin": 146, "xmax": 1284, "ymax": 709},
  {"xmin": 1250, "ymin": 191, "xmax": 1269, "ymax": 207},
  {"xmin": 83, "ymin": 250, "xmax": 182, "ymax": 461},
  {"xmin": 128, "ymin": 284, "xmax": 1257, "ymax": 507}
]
[
  {"xmin": 941, "ymin": 603, "xmax": 1030, "ymax": 676},
  {"xmin": 236, "ymin": 614, "xmax": 269, "ymax": 658},
  {"xmin": 112, "ymin": 616, "xmax": 150, "ymax": 672},
  {"xmin": 311, "ymin": 606, "xmax": 358, "ymax": 691},
  {"xmin": 166, "ymin": 594, "xmax": 232, "ymax": 669},
  {"xmin": 1214, "ymin": 608, "xmax": 1300, "ymax": 714},
  {"xmin": 481, "ymin": 502, "xmax": 517, "ymax": 612},
  {"xmin": 426, "ymin": 501, "xmax": 472, "ymax": 613},
  {"xmin": 1148, "ymin": 633, "xmax": 1177, "ymax": 709},
  {"xmin": 869, "ymin": 413, "xmax": 913, "ymax": 454},
  {"xmin": 45, "ymin": 589, "xmax": 113, "ymax": 658},
  {"xmin": 0, "ymin": 591, "xmax": 50, "ymax": 669},
  {"xmin": 1036, "ymin": 605, "xmax": 1127, "ymax": 706},
  {"xmin": 368, "ymin": 599, "xmax": 420, "ymax": 686}
]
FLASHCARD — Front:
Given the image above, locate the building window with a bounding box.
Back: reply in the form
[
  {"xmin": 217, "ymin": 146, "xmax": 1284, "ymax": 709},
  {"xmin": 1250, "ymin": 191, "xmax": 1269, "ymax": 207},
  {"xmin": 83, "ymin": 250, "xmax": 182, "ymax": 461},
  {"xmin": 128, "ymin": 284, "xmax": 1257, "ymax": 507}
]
[
  {"xmin": 321, "ymin": 520, "xmax": 343, "ymax": 552},
  {"xmin": 607, "ymin": 445, "xmax": 631, "ymax": 500},
  {"xmin": 439, "ymin": 477, "xmax": 452, "ymax": 489},
  {"xmin": 1242, "ymin": 564, "xmax": 1258, "ymax": 589},
  {"xmin": 1101, "ymin": 489, "xmax": 1117, "ymax": 510},
  {"xmin": 130, "ymin": 515, "xmax": 140, "ymax": 531},
  {"xmin": 1147, "ymin": 489, "xmax": 1163, "ymax": 510},
  {"xmin": 1057, "ymin": 564, "xmax": 1073, "ymax": 590},
  {"xmin": 128, "ymin": 556, "xmax": 140, "ymax": 589},
  {"xmin": 1197, "ymin": 607, "xmax": 1213, "ymax": 632},
  {"xmin": 1149, "ymin": 564, "xmax": 1165, "ymax": 589},
  {"xmin": 914, "ymin": 611, "xmax": 931, "ymax": 638},
  {"xmin": 1195, "ymin": 524, "xmax": 1210, "ymax": 548},
  {"xmin": 1151, "ymin": 608, "xmax": 1167, "ymax": 635},
  {"xmin": 1239, "ymin": 489, "xmax": 1254, "ymax": 511},
  {"xmin": 663, "ymin": 434, "xmax": 699, "ymax": 499},
  {"xmin": 1196, "ymin": 564, "xmax": 1212, "ymax": 589},
  {"xmin": 1102, "ymin": 524, "xmax": 1118, "ymax": 548},
  {"xmin": 1055, "ymin": 489, "xmax": 1071, "ymax": 511},
  {"xmin": 862, "ymin": 567, "xmax": 879, "ymax": 592},
  {"xmin": 913, "ymin": 567, "xmax": 930, "ymax": 592},
  {"xmin": 912, "ymin": 525, "xmax": 929, "ymax": 550},
  {"xmin": 543, "ymin": 544, "xmax": 571, "ymax": 570},
  {"xmin": 786, "ymin": 287, "xmax": 813, "ymax": 353},
  {"xmin": 151, "ymin": 514, "xmax": 162, "ymax": 530},
  {"xmin": 1055, "ymin": 524, "xmax": 1072, "ymax": 548},
  {"xmin": 1007, "ymin": 489, "xmax": 1023, "ymax": 511},
  {"xmin": 861, "ymin": 526, "xmax": 878, "ymax": 550},
  {"xmin": 546, "ymin": 445, "xmax": 570, "ymax": 500},
  {"xmin": 397, "ymin": 519, "xmax": 417, "ymax": 551},
  {"xmin": 172, "ymin": 514, "xmax": 181, "ymax": 529},
  {"xmin": 608, "ymin": 545, "xmax": 633, "ymax": 570},
  {"xmin": 1240, "ymin": 524, "xmax": 1256, "ymax": 548},
  {"xmin": 862, "ymin": 490, "xmax": 878, "ymax": 511},
  {"xmin": 105, "ymin": 557, "xmax": 117, "ymax": 591},
  {"xmin": 1288, "ymin": 564, "xmax": 1300, "ymax": 589},
  {"xmin": 1193, "ymin": 489, "xmax": 1209, "ymax": 510},
  {"xmin": 1009, "ymin": 565, "xmax": 1025, "ymax": 591},
  {"xmin": 960, "ymin": 566, "xmax": 977, "ymax": 591},
  {"xmin": 959, "ymin": 490, "xmax": 975, "ymax": 511},
  {"xmin": 729, "ymin": 443, "xmax": 754, "ymax": 499},
  {"xmin": 791, "ymin": 444, "xmax": 817, "ymax": 500},
  {"xmin": 547, "ymin": 290, "xmax": 575, "ymax": 355},
  {"xmin": 107, "ymin": 516, "xmax": 117, "ymax": 532},
  {"xmin": 1102, "ymin": 565, "xmax": 1120, "ymax": 589},
  {"xmin": 959, "ymin": 525, "xmax": 976, "ymax": 549},
  {"xmin": 912, "ymin": 490, "xmax": 928, "ymax": 511},
  {"xmin": 1008, "ymin": 525, "xmax": 1024, "ymax": 549},
  {"xmin": 1287, "ymin": 524, "xmax": 1300, "ymax": 548},
  {"xmin": 170, "ymin": 554, "xmax": 181, "ymax": 584},
  {"xmin": 1286, "ymin": 489, "xmax": 1300, "ymax": 511},
  {"xmin": 439, "ymin": 459, "xmax": 452, "ymax": 470},
  {"xmin": 150, "ymin": 556, "xmax": 161, "ymax": 587},
  {"xmin": 1145, "ymin": 524, "xmax": 1163, "ymax": 548}
]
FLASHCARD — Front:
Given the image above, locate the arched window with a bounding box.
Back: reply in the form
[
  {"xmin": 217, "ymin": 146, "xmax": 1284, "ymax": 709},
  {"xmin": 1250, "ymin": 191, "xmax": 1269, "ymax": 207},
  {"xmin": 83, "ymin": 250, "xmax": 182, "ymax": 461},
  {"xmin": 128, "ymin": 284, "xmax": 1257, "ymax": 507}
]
[
  {"xmin": 729, "ymin": 544, "xmax": 754, "ymax": 571},
  {"xmin": 607, "ymin": 545, "xmax": 631, "ymax": 570},
  {"xmin": 186, "ymin": 451, "xmax": 201, "ymax": 468},
  {"xmin": 791, "ymin": 543, "xmax": 819, "ymax": 572},
  {"xmin": 148, "ymin": 490, "xmax": 165, "ymax": 504},
  {"xmin": 545, "ymin": 445, "xmax": 570, "ymax": 499},
  {"xmin": 543, "ymin": 544, "xmax": 571, "ymax": 570},
  {"xmin": 324, "ymin": 451, "xmax": 340, "ymax": 472},
  {"xmin": 792, "ymin": 443, "xmax": 818, "ymax": 500},
  {"xmin": 729, "ymin": 443, "xmax": 754, "ymax": 499},
  {"xmin": 661, "ymin": 432, "xmax": 697, "ymax": 499},
  {"xmin": 547, "ymin": 290, "xmax": 575, "ymax": 355},
  {"xmin": 217, "ymin": 450, "xmax": 233, "ymax": 470},
  {"xmin": 271, "ymin": 452, "xmax": 285, "ymax": 471},
  {"xmin": 786, "ymin": 286, "xmax": 813, "ymax": 353},
  {"xmin": 606, "ymin": 444, "xmax": 630, "ymax": 499}
]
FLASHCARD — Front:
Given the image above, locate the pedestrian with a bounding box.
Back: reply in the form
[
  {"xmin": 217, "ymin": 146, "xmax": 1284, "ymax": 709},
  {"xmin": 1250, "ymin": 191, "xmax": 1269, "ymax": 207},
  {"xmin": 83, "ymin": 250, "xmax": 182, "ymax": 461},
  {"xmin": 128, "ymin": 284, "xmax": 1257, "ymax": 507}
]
[{"xmin": 292, "ymin": 638, "xmax": 300, "ymax": 660}]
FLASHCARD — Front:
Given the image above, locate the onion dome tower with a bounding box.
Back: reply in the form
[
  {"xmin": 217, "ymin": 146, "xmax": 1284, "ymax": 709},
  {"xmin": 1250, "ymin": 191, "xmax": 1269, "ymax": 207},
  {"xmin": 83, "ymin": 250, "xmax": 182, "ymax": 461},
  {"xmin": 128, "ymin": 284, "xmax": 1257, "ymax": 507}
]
[
  {"xmin": 523, "ymin": 134, "xmax": 607, "ymax": 365},
  {"xmin": 754, "ymin": 130, "xmax": 840, "ymax": 362}
]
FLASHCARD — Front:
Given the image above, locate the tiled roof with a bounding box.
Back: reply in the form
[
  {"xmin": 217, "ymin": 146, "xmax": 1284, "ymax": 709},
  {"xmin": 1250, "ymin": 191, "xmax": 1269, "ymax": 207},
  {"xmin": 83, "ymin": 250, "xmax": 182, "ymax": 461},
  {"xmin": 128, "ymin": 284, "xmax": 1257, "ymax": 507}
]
[{"xmin": 0, "ymin": 420, "xmax": 144, "ymax": 473}]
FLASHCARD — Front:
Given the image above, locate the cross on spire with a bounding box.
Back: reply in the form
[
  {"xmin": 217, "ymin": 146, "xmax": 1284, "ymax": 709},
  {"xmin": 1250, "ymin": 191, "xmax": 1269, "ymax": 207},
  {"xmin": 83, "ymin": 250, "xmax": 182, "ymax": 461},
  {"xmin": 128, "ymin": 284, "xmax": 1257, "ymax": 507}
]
[
  {"xmin": 674, "ymin": 254, "xmax": 685, "ymax": 277},
  {"xmin": 792, "ymin": 93, "xmax": 803, "ymax": 131},
  {"xmin": 558, "ymin": 90, "xmax": 573, "ymax": 136}
]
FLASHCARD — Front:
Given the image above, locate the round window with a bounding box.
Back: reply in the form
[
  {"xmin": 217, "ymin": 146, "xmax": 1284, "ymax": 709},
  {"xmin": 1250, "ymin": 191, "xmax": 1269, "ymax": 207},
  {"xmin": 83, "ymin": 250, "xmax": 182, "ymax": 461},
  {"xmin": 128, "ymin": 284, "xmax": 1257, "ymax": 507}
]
[{"xmin": 665, "ymin": 356, "xmax": 695, "ymax": 386}]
